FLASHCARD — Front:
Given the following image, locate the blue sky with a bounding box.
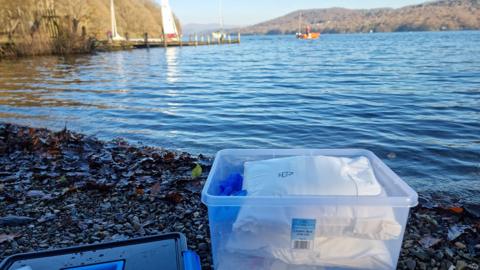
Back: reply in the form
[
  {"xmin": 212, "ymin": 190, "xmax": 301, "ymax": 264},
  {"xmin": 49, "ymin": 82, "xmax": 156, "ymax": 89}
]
[{"xmin": 168, "ymin": 0, "xmax": 428, "ymax": 26}]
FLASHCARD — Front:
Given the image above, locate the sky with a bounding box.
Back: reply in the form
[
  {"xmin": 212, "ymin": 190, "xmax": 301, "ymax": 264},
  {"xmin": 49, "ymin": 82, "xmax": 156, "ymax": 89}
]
[{"xmin": 168, "ymin": 0, "xmax": 429, "ymax": 26}]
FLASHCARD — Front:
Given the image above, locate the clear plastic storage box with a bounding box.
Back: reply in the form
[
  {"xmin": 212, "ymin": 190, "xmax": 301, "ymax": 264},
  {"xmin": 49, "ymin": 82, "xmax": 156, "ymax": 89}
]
[{"xmin": 201, "ymin": 149, "xmax": 418, "ymax": 270}]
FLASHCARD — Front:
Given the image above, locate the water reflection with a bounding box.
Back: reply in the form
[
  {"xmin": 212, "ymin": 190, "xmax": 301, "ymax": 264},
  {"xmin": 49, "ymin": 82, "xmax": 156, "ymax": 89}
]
[
  {"xmin": 0, "ymin": 56, "xmax": 110, "ymax": 109},
  {"xmin": 163, "ymin": 47, "xmax": 180, "ymax": 116},
  {"xmin": 111, "ymin": 52, "xmax": 129, "ymax": 88},
  {"xmin": 0, "ymin": 33, "xmax": 479, "ymax": 204},
  {"xmin": 165, "ymin": 47, "xmax": 179, "ymax": 84}
]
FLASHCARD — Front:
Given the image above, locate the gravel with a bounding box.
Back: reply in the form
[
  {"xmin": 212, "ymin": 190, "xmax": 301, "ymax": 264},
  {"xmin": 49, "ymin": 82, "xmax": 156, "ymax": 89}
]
[{"xmin": 1, "ymin": 123, "xmax": 479, "ymax": 269}]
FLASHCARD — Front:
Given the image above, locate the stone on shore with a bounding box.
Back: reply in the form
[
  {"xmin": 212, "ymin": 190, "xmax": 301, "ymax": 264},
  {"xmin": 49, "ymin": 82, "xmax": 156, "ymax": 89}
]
[{"xmin": 1, "ymin": 124, "xmax": 479, "ymax": 269}]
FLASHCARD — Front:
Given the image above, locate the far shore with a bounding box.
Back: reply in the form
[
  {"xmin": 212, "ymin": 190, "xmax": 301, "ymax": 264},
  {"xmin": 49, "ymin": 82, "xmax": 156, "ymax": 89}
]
[
  {"xmin": 2, "ymin": 29, "xmax": 479, "ymax": 61},
  {"xmin": 238, "ymin": 29, "xmax": 480, "ymax": 36}
]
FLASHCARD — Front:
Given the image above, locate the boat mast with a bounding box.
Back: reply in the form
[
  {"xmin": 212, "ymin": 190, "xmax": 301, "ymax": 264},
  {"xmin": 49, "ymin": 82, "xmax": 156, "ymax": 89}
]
[
  {"xmin": 219, "ymin": 0, "xmax": 224, "ymax": 32},
  {"xmin": 298, "ymin": 12, "xmax": 302, "ymax": 33},
  {"xmin": 110, "ymin": 0, "xmax": 118, "ymax": 39}
]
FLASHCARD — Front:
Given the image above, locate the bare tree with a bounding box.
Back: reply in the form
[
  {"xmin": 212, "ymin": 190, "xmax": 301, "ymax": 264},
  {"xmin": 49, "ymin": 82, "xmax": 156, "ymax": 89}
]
[{"xmin": 56, "ymin": 0, "xmax": 90, "ymax": 33}]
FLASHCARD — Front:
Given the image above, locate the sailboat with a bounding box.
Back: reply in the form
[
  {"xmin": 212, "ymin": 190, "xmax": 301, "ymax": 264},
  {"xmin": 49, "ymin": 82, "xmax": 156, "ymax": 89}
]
[
  {"xmin": 211, "ymin": 31, "xmax": 225, "ymax": 41},
  {"xmin": 110, "ymin": 0, "xmax": 124, "ymax": 41},
  {"xmin": 295, "ymin": 12, "xmax": 320, "ymax": 40},
  {"xmin": 211, "ymin": 0, "xmax": 226, "ymax": 40},
  {"xmin": 161, "ymin": 0, "xmax": 180, "ymax": 42}
]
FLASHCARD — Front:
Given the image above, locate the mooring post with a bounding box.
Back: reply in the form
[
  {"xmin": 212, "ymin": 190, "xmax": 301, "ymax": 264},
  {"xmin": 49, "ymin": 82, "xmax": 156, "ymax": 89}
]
[
  {"xmin": 163, "ymin": 33, "xmax": 167, "ymax": 48},
  {"xmin": 180, "ymin": 35, "xmax": 183, "ymax": 47},
  {"xmin": 144, "ymin": 32, "xmax": 149, "ymax": 48},
  {"xmin": 194, "ymin": 33, "xmax": 198, "ymax": 46},
  {"xmin": 238, "ymin": 32, "xmax": 241, "ymax": 43},
  {"xmin": 81, "ymin": 26, "xmax": 87, "ymax": 39},
  {"xmin": 207, "ymin": 36, "xmax": 211, "ymax": 45},
  {"xmin": 228, "ymin": 34, "xmax": 231, "ymax": 44}
]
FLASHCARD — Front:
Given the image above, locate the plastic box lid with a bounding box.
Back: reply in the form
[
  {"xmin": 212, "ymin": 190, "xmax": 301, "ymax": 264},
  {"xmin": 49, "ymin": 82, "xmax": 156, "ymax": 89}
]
[
  {"xmin": 0, "ymin": 233, "xmax": 201, "ymax": 270},
  {"xmin": 201, "ymin": 149, "xmax": 418, "ymax": 207}
]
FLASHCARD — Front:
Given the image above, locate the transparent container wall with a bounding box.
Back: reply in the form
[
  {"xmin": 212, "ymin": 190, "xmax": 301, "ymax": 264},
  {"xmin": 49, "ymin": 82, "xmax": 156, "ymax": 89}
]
[
  {"xmin": 206, "ymin": 152, "xmax": 273, "ymax": 197},
  {"xmin": 206, "ymin": 149, "xmax": 416, "ymax": 202},
  {"xmin": 208, "ymin": 205, "xmax": 410, "ymax": 270},
  {"xmin": 203, "ymin": 149, "xmax": 417, "ymax": 270}
]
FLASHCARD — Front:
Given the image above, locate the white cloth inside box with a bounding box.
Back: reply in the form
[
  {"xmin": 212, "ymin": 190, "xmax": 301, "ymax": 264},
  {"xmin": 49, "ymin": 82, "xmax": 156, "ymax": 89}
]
[{"xmin": 225, "ymin": 155, "xmax": 401, "ymax": 268}]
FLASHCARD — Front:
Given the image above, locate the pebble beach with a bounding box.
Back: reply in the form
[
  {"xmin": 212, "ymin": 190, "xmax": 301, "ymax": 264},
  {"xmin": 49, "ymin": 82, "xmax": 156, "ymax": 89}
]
[{"xmin": 0, "ymin": 124, "xmax": 478, "ymax": 269}]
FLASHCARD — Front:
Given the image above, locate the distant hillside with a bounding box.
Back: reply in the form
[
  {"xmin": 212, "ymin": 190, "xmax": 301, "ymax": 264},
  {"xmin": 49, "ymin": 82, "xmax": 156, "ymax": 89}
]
[
  {"xmin": 0, "ymin": 0, "xmax": 181, "ymax": 39},
  {"xmin": 0, "ymin": 0, "xmax": 182, "ymax": 57},
  {"xmin": 237, "ymin": 0, "xmax": 480, "ymax": 34},
  {"xmin": 182, "ymin": 23, "xmax": 240, "ymax": 35},
  {"xmin": 78, "ymin": 0, "xmax": 182, "ymax": 37}
]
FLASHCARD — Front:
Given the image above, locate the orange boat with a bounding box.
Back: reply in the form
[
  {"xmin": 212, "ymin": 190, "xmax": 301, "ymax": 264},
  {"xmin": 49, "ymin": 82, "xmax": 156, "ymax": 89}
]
[
  {"xmin": 296, "ymin": 13, "xmax": 320, "ymax": 40},
  {"xmin": 296, "ymin": 32, "xmax": 320, "ymax": 40}
]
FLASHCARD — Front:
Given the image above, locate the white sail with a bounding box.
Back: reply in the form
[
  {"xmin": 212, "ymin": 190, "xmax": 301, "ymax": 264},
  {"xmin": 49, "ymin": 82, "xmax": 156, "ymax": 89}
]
[
  {"xmin": 212, "ymin": 0, "xmax": 225, "ymax": 40},
  {"xmin": 161, "ymin": 0, "xmax": 179, "ymax": 41},
  {"xmin": 110, "ymin": 0, "xmax": 124, "ymax": 41},
  {"xmin": 219, "ymin": 0, "xmax": 224, "ymax": 31}
]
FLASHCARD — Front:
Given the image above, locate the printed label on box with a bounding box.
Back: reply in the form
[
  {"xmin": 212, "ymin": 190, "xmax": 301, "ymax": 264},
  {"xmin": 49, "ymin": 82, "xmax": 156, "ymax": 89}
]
[{"xmin": 291, "ymin": 218, "xmax": 316, "ymax": 250}]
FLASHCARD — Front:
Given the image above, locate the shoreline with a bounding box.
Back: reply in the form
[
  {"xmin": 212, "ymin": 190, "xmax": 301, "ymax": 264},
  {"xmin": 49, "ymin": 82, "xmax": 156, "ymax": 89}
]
[
  {"xmin": 0, "ymin": 123, "xmax": 478, "ymax": 269},
  {"xmin": 2, "ymin": 30, "xmax": 478, "ymax": 61},
  {"xmin": 0, "ymin": 37, "xmax": 239, "ymax": 61}
]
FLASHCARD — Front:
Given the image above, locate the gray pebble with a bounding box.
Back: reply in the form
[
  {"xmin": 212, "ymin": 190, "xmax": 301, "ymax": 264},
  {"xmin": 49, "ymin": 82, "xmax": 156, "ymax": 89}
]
[
  {"xmin": 198, "ymin": 243, "xmax": 208, "ymax": 251},
  {"xmin": 456, "ymin": 260, "xmax": 467, "ymax": 270},
  {"xmin": 26, "ymin": 190, "xmax": 46, "ymax": 198},
  {"xmin": 406, "ymin": 258, "xmax": 416, "ymax": 270}
]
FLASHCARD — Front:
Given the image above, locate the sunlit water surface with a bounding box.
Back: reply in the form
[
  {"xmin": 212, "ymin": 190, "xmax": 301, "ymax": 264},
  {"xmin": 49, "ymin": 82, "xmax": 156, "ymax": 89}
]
[{"xmin": 1, "ymin": 32, "xmax": 479, "ymax": 203}]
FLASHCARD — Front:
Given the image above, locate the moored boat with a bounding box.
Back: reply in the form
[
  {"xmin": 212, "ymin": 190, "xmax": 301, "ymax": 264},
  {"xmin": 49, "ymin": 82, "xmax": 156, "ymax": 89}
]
[
  {"xmin": 296, "ymin": 13, "xmax": 320, "ymax": 40},
  {"xmin": 296, "ymin": 32, "xmax": 320, "ymax": 40},
  {"xmin": 211, "ymin": 0, "xmax": 226, "ymax": 41}
]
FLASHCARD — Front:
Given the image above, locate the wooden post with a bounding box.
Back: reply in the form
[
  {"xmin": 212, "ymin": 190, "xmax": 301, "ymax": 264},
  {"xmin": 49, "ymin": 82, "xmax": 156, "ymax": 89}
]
[
  {"xmin": 81, "ymin": 26, "xmax": 87, "ymax": 39},
  {"xmin": 194, "ymin": 33, "xmax": 198, "ymax": 46},
  {"xmin": 72, "ymin": 18, "xmax": 79, "ymax": 34},
  {"xmin": 163, "ymin": 33, "xmax": 167, "ymax": 47},
  {"xmin": 144, "ymin": 32, "xmax": 149, "ymax": 48},
  {"xmin": 207, "ymin": 36, "xmax": 210, "ymax": 45},
  {"xmin": 238, "ymin": 32, "xmax": 241, "ymax": 43},
  {"xmin": 44, "ymin": 8, "xmax": 59, "ymax": 38},
  {"xmin": 180, "ymin": 35, "xmax": 183, "ymax": 47},
  {"xmin": 228, "ymin": 34, "xmax": 231, "ymax": 44}
]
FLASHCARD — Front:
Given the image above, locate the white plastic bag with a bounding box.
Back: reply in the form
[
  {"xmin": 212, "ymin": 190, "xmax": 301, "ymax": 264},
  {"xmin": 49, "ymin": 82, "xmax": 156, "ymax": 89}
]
[
  {"xmin": 226, "ymin": 155, "xmax": 400, "ymax": 268},
  {"xmin": 243, "ymin": 155, "xmax": 382, "ymax": 196}
]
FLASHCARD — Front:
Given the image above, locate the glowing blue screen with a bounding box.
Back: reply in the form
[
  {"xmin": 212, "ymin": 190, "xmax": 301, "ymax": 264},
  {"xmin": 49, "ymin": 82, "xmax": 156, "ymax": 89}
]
[{"xmin": 64, "ymin": 261, "xmax": 124, "ymax": 270}]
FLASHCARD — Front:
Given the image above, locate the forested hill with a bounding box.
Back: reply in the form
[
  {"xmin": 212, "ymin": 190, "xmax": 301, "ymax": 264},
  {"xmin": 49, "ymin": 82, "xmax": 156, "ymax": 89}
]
[
  {"xmin": 0, "ymin": 0, "xmax": 181, "ymax": 38},
  {"xmin": 237, "ymin": 0, "xmax": 480, "ymax": 34}
]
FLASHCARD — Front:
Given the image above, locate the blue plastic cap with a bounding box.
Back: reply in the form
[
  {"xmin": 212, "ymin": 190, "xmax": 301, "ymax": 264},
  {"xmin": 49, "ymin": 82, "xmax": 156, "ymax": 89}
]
[
  {"xmin": 219, "ymin": 173, "xmax": 243, "ymax": 196},
  {"xmin": 183, "ymin": 250, "xmax": 201, "ymax": 270}
]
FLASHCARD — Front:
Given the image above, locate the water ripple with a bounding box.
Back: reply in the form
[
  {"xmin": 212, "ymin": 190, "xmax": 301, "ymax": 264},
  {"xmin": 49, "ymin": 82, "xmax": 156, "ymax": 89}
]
[{"xmin": 0, "ymin": 31, "xmax": 479, "ymax": 203}]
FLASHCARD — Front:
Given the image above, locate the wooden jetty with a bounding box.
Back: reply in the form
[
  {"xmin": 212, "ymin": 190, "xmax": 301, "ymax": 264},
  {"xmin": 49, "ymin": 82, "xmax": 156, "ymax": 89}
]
[
  {"xmin": 1, "ymin": 0, "xmax": 241, "ymax": 57},
  {"xmin": 99, "ymin": 0, "xmax": 240, "ymax": 51},
  {"xmin": 99, "ymin": 32, "xmax": 240, "ymax": 51}
]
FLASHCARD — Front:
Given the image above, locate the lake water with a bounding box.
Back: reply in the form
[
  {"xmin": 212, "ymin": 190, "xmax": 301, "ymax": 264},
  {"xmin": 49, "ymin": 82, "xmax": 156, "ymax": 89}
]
[{"xmin": 0, "ymin": 32, "xmax": 479, "ymax": 203}]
